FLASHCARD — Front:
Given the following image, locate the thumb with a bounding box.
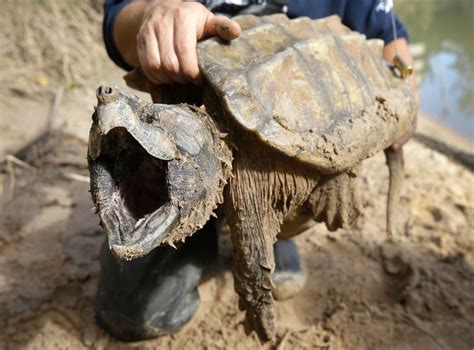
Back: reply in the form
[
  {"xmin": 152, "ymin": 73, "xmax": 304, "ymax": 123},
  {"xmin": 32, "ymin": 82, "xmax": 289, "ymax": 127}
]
[{"xmin": 203, "ymin": 14, "xmax": 241, "ymax": 41}]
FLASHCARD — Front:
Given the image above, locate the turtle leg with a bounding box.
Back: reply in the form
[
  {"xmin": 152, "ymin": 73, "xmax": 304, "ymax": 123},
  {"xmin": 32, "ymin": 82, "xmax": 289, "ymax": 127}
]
[
  {"xmin": 307, "ymin": 168, "xmax": 363, "ymax": 231},
  {"xmin": 225, "ymin": 172, "xmax": 280, "ymax": 343},
  {"xmin": 384, "ymin": 147, "xmax": 404, "ymax": 236}
]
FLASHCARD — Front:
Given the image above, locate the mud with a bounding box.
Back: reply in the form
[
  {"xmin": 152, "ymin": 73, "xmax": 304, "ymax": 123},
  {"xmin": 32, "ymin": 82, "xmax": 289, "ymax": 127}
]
[{"xmin": 0, "ymin": 84, "xmax": 473, "ymax": 349}]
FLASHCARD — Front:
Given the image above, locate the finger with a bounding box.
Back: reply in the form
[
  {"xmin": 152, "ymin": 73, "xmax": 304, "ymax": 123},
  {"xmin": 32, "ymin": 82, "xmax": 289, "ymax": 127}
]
[
  {"xmin": 123, "ymin": 68, "xmax": 150, "ymax": 92},
  {"xmin": 156, "ymin": 15, "xmax": 187, "ymax": 84},
  {"xmin": 203, "ymin": 14, "xmax": 241, "ymax": 41},
  {"xmin": 392, "ymin": 133, "xmax": 408, "ymax": 150},
  {"xmin": 137, "ymin": 24, "xmax": 173, "ymax": 84},
  {"xmin": 391, "ymin": 142, "xmax": 402, "ymax": 150},
  {"xmin": 174, "ymin": 11, "xmax": 202, "ymax": 84},
  {"xmin": 392, "ymin": 119, "xmax": 417, "ymax": 149}
]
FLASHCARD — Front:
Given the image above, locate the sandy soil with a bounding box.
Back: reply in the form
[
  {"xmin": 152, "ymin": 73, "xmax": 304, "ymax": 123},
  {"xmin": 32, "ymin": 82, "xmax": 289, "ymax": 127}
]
[{"xmin": 0, "ymin": 69, "xmax": 473, "ymax": 349}]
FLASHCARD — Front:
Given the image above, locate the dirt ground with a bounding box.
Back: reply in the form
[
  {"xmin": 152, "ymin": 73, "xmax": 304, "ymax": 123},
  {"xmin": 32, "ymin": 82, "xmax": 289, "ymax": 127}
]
[{"xmin": 1, "ymin": 45, "xmax": 474, "ymax": 350}]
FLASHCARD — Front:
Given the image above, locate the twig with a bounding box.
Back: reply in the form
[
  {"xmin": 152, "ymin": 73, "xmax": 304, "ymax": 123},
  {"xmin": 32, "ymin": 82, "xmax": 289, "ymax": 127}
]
[
  {"xmin": 6, "ymin": 158, "xmax": 15, "ymax": 197},
  {"xmin": 2, "ymin": 155, "xmax": 35, "ymax": 199},
  {"xmin": 0, "ymin": 130, "xmax": 57, "ymax": 171},
  {"xmin": 44, "ymin": 158, "xmax": 87, "ymax": 169},
  {"xmin": 295, "ymin": 326, "xmax": 312, "ymax": 334},
  {"xmin": 6, "ymin": 154, "xmax": 36, "ymax": 171},
  {"xmin": 62, "ymin": 171, "xmax": 89, "ymax": 184},
  {"xmin": 274, "ymin": 329, "xmax": 290, "ymax": 350}
]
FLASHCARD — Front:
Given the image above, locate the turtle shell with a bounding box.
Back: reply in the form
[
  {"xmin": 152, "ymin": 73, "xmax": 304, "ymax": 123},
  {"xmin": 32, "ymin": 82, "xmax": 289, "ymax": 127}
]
[{"xmin": 197, "ymin": 15, "xmax": 417, "ymax": 174}]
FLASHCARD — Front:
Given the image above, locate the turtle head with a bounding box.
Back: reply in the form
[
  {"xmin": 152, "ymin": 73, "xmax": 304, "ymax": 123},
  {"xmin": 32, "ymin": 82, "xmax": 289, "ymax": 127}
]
[{"xmin": 88, "ymin": 85, "xmax": 231, "ymax": 260}]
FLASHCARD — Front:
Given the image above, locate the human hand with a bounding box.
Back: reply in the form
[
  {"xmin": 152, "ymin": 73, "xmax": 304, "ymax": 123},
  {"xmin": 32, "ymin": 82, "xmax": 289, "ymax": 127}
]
[
  {"xmin": 391, "ymin": 117, "xmax": 416, "ymax": 150},
  {"xmin": 383, "ymin": 38, "xmax": 419, "ymax": 150},
  {"xmin": 137, "ymin": 0, "xmax": 241, "ymax": 85},
  {"xmin": 391, "ymin": 73, "xmax": 419, "ymax": 150}
]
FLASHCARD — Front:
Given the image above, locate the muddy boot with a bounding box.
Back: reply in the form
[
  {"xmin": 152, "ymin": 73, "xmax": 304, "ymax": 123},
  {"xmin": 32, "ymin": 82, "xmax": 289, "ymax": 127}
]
[
  {"xmin": 95, "ymin": 221, "xmax": 217, "ymax": 341},
  {"xmin": 272, "ymin": 239, "xmax": 306, "ymax": 300}
]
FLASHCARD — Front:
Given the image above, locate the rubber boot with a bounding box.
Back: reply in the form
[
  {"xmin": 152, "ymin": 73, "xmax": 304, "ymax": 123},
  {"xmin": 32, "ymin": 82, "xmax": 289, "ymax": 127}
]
[
  {"xmin": 272, "ymin": 239, "xmax": 306, "ymax": 300},
  {"xmin": 95, "ymin": 220, "xmax": 217, "ymax": 341}
]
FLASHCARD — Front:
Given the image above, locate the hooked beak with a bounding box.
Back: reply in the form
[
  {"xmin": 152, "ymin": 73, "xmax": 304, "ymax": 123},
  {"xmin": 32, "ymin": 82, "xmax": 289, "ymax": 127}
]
[{"xmin": 88, "ymin": 85, "xmax": 179, "ymax": 162}]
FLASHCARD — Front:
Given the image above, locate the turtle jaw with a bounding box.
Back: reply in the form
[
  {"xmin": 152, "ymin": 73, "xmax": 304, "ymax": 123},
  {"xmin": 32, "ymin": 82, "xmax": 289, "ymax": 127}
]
[
  {"xmin": 108, "ymin": 203, "xmax": 181, "ymax": 261},
  {"xmin": 89, "ymin": 127, "xmax": 182, "ymax": 261}
]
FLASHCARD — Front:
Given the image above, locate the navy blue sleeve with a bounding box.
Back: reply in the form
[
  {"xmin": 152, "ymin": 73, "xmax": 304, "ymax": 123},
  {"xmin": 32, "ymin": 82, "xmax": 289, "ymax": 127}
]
[
  {"xmin": 287, "ymin": 0, "xmax": 409, "ymax": 43},
  {"xmin": 103, "ymin": 0, "xmax": 133, "ymax": 71},
  {"xmin": 287, "ymin": 0, "xmax": 345, "ymax": 19},
  {"xmin": 342, "ymin": 0, "xmax": 409, "ymax": 43}
]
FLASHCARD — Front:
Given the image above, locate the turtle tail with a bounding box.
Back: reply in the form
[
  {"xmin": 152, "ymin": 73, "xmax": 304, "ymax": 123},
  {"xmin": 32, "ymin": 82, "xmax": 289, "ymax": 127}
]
[{"xmin": 384, "ymin": 147, "xmax": 404, "ymax": 237}]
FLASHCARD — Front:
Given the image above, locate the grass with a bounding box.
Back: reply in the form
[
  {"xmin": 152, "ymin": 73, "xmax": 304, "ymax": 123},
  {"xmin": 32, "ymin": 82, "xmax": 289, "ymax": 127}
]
[{"xmin": 0, "ymin": 0, "xmax": 107, "ymax": 97}]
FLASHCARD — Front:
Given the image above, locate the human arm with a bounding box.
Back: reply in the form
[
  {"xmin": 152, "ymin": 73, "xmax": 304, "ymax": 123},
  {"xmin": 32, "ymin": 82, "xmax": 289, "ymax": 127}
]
[{"xmin": 111, "ymin": 0, "xmax": 241, "ymax": 84}]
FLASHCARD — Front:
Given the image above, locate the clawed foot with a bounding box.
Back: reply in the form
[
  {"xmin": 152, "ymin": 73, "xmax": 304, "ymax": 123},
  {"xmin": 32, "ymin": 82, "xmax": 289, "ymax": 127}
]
[{"xmin": 240, "ymin": 297, "xmax": 276, "ymax": 343}]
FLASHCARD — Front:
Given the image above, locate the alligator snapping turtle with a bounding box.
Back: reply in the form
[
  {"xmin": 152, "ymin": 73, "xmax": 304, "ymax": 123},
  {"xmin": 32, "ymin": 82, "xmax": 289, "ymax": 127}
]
[{"xmin": 88, "ymin": 14, "xmax": 416, "ymax": 342}]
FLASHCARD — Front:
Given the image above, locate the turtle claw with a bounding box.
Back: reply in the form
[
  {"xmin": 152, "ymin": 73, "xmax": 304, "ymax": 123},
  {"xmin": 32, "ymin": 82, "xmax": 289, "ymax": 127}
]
[{"xmin": 243, "ymin": 302, "xmax": 276, "ymax": 343}]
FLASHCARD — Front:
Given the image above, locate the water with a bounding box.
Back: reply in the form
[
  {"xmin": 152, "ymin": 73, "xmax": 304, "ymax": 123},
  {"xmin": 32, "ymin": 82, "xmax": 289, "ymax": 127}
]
[{"xmin": 396, "ymin": 0, "xmax": 474, "ymax": 140}]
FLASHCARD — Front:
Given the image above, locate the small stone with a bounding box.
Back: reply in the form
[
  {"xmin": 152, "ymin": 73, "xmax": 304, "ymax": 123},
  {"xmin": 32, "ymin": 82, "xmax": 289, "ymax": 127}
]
[{"xmin": 82, "ymin": 325, "xmax": 99, "ymax": 347}]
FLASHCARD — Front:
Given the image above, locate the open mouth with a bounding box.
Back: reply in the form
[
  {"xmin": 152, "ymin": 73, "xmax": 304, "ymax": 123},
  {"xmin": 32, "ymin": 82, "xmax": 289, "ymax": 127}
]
[{"xmin": 91, "ymin": 127, "xmax": 180, "ymax": 260}]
